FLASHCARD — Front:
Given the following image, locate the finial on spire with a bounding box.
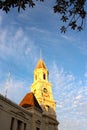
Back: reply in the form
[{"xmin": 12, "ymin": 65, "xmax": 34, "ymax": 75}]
[{"xmin": 40, "ymin": 49, "xmax": 42, "ymax": 60}]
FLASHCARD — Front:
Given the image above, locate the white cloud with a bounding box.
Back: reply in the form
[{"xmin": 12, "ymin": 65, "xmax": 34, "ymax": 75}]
[
  {"xmin": 84, "ymin": 72, "xmax": 87, "ymax": 77},
  {"xmin": 14, "ymin": 27, "xmax": 24, "ymax": 40},
  {"xmin": 0, "ymin": 14, "xmax": 2, "ymax": 26},
  {"xmin": 59, "ymin": 118, "xmax": 87, "ymax": 130},
  {"xmin": 75, "ymin": 94, "xmax": 82, "ymax": 100},
  {"xmin": 0, "ymin": 27, "xmax": 38, "ymax": 65},
  {"xmin": 0, "ymin": 77, "xmax": 29, "ymax": 103},
  {"xmin": 25, "ymin": 47, "xmax": 31, "ymax": 55},
  {"xmin": 0, "ymin": 7, "xmax": 87, "ymax": 130},
  {"xmin": 49, "ymin": 61, "xmax": 75, "ymax": 91},
  {"xmin": 27, "ymin": 26, "xmax": 49, "ymax": 34},
  {"xmin": 73, "ymin": 100, "xmax": 78, "ymax": 107},
  {"xmin": 49, "ymin": 61, "xmax": 87, "ymax": 130},
  {"xmin": 0, "ymin": 22, "xmax": 39, "ymax": 103},
  {"xmin": 61, "ymin": 33, "xmax": 87, "ymax": 56},
  {"xmin": 0, "ymin": 29, "xmax": 7, "ymax": 44},
  {"xmin": 56, "ymin": 104, "xmax": 63, "ymax": 108},
  {"xmin": 61, "ymin": 34, "xmax": 76, "ymax": 42}
]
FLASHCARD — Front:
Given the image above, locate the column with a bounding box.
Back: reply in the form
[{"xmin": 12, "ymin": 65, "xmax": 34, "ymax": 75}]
[{"xmin": 13, "ymin": 119, "xmax": 17, "ymax": 130}]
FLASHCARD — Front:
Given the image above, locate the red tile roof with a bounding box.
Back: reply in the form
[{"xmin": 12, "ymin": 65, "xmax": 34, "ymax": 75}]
[{"xmin": 19, "ymin": 92, "xmax": 42, "ymax": 111}]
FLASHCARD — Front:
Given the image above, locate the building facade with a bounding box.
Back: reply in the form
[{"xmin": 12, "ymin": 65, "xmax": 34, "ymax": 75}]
[{"xmin": 0, "ymin": 58, "xmax": 59, "ymax": 130}]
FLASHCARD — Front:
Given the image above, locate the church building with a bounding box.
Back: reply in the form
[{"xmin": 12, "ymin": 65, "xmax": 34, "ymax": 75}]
[{"xmin": 0, "ymin": 58, "xmax": 59, "ymax": 130}]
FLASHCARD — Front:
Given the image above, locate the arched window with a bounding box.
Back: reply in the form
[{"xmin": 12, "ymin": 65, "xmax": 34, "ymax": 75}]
[
  {"xmin": 43, "ymin": 73, "xmax": 46, "ymax": 80},
  {"xmin": 35, "ymin": 75, "xmax": 37, "ymax": 80}
]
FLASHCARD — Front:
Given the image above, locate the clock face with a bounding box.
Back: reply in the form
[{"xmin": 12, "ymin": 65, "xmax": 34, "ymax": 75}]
[
  {"xmin": 42, "ymin": 87, "xmax": 50, "ymax": 98},
  {"xmin": 43, "ymin": 88, "xmax": 48, "ymax": 93}
]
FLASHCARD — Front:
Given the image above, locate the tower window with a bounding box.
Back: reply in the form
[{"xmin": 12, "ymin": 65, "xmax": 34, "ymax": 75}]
[
  {"xmin": 35, "ymin": 75, "xmax": 37, "ymax": 80},
  {"xmin": 43, "ymin": 73, "xmax": 46, "ymax": 80}
]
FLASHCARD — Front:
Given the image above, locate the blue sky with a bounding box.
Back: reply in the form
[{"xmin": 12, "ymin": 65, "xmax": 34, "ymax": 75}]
[{"xmin": 0, "ymin": 1, "xmax": 87, "ymax": 130}]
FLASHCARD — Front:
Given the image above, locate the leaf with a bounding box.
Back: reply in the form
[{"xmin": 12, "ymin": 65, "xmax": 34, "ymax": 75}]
[
  {"xmin": 61, "ymin": 15, "xmax": 68, "ymax": 22},
  {"xmin": 69, "ymin": 21, "xmax": 77, "ymax": 30},
  {"xmin": 79, "ymin": 9, "xmax": 86, "ymax": 18},
  {"xmin": 60, "ymin": 26, "xmax": 66, "ymax": 33},
  {"xmin": 0, "ymin": 1, "xmax": 2, "ymax": 9},
  {"xmin": 18, "ymin": 5, "xmax": 20, "ymax": 12},
  {"xmin": 3, "ymin": 6, "xmax": 9, "ymax": 13},
  {"xmin": 77, "ymin": 26, "xmax": 83, "ymax": 31}
]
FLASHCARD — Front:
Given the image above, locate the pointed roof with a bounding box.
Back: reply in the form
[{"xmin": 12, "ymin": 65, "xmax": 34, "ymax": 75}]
[
  {"xmin": 35, "ymin": 59, "xmax": 47, "ymax": 69},
  {"xmin": 19, "ymin": 92, "xmax": 42, "ymax": 111}
]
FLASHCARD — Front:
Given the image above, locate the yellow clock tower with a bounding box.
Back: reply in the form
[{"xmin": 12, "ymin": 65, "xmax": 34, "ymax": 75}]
[{"xmin": 31, "ymin": 58, "xmax": 56, "ymax": 118}]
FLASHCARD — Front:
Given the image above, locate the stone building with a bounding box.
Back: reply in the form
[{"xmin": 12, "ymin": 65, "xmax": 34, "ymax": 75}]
[{"xmin": 0, "ymin": 58, "xmax": 59, "ymax": 130}]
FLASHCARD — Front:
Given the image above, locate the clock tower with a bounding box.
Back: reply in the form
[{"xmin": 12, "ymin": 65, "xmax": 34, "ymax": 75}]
[{"xmin": 31, "ymin": 58, "xmax": 56, "ymax": 118}]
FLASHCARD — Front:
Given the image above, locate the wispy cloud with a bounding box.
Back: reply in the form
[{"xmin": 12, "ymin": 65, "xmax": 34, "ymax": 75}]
[
  {"xmin": 26, "ymin": 26, "xmax": 50, "ymax": 34},
  {"xmin": 0, "ymin": 14, "xmax": 2, "ymax": 26},
  {"xmin": 61, "ymin": 34, "xmax": 76, "ymax": 42},
  {"xmin": 0, "ymin": 20, "xmax": 39, "ymax": 99},
  {"xmin": 0, "ymin": 26, "xmax": 38, "ymax": 68},
  {"xmin": 61, "ymin": 32, "xmax": 87, "ymax": 56},
  {"xmin": 49, "ymin": 61, "xmax": 87, "ymax": 130},
  {"xmin": 76, "ymin": 41, "xmax": 87, "ymax": 55},
  {"xmin": 0, "ymin": 3, "xmax": 87, "ymax": 130},
  {"xmin": 0, "ymin": 75, "xmax": 29, "ymax": 103}
]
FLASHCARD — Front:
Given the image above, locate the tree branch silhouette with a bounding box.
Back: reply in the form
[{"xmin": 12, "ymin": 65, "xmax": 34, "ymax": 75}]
[{"xmin": 0, "ymin": 0, "xmax": 87, "ymax": 33}]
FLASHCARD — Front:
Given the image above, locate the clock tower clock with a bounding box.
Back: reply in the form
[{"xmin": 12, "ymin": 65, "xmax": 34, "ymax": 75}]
[{"xmin": 31, "ymin": 58, "xmax": 56, "ymax": 118}]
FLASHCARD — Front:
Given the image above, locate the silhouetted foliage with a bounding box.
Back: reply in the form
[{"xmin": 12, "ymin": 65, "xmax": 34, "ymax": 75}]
[
  {"xmin": 0, "ymin": 0, "xmax": 44, "ymax": 13},
  {"xmin": 54, "ymin": 0, "xmax": 87, "ymax": 33},
  {"xmin": 0, "ymin": 0, "xmax": 87, "ymax": 33}
]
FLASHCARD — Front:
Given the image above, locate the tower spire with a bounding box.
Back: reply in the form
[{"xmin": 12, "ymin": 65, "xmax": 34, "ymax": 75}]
[{"xmin": 40, "ymin": 49, "xmax": 42, "ymax": 60}]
